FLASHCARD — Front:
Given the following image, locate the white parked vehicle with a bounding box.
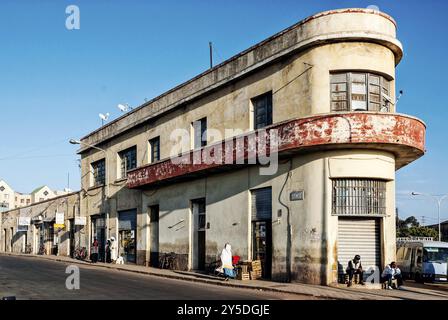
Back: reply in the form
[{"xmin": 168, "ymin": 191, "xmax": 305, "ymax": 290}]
[{"xmin": 396, "ymin": 237, "xmax": 448, "ymax": 283}]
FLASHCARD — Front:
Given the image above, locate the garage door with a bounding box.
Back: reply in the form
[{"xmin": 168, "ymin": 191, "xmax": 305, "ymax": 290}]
[{"xmin": 338, "ymin": 218, "xmax": 381, "ymax": 274}]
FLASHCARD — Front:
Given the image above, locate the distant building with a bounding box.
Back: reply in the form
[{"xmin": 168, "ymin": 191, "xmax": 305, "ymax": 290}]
[
  {"xmin": 0, "ymin": 180, "xmax": 68, "ymax": 209},
  {"xmin": 14, "ymin": 192, "xmax": 31, "ymax": 208},
  {"xmin": 0, "ymin": 180, "xmax": 15, "ymax": 212},
  {"xmin": 427, "ymin": 220, "xmax": 448, "ymax": 242}
]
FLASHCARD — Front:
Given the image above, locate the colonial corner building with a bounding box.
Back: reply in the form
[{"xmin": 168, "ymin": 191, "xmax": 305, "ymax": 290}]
[{"xmin": 0, "ymin": 8, "xmax": 426, "ymax": 285}]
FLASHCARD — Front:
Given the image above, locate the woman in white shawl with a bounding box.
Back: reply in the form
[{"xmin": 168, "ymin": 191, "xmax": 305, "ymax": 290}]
[
  {"xmin": 218, "ymin": 243, "xmax": 235, "ymax": 280},
  {"xmin": 110, "ymin": 236, "xmax": 118, "ymax": 262}
]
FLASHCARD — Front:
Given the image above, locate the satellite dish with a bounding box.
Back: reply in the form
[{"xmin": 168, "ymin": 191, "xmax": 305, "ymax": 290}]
[
  {"xmin": 99, "ymin": 113, "xmax": 110, "ymax": 121},
  {"xmin": 367, "ymin": 5, "xmax": 380, "ymax": 11},
  {"xmin": 117, "ymin": 103, "xmax": 133, "ymax": 113},
  {"xmin": 117, "ymin": 103, "xmax": 131, "ymax": 113}
]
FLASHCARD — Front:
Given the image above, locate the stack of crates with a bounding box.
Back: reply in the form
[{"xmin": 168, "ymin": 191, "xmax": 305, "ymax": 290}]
[
  {"xmin": 236, "ymin": 263, "xmax": 250, "ymax": 281},
  {"xmin": 250, "ymin": 260, "xmax": 262, "ymax": 280}
]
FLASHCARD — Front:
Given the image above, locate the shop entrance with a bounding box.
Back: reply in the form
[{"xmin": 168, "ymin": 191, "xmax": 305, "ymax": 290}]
[
  {"xmin": 118, "ymin": 209, "xmax": 137, "ymax": 263},
  {"xmin": 91, "ymin": 215, "xmax": 106, "ymax": 262},
  {"xmin": 251, "ymin": 187, "xmax": 272, "ymax": 279}
]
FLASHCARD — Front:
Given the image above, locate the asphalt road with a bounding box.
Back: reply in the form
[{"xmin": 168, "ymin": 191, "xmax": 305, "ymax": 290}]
[{"xmin": 0, "ymin": 255, "xmax": 304, "ymax": 300}]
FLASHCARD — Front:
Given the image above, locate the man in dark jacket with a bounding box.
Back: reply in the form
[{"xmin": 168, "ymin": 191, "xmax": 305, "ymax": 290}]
[{"xmin": 346, "ymin": 255, "xmax": 365, "ymax": 287}]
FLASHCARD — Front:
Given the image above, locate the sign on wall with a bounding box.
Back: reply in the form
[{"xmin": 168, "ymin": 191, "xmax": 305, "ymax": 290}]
[
  {"xmin": 290, "ymin": 190, "xmax": 304, "ymax": 201},
  {"xmin": 74, "ymin": 216, "xmax": 86, "ymax": 226},
  {"xmin": 56, "ymin": 212, "xmax": 65, "ymax": 225},
  {"xmin": 18, "ymin": 216, "xmax": 31, "ymax": 226},
  {"xmin": 54, "ymin": 212, "xmax": 65, "ymax": 229}
]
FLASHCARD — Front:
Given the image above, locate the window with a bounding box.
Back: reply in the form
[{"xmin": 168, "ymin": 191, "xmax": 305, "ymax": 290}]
[
  {"xmin": 252, "ymin": 92, "xmax": 273, "ymax": 130},
  {"xmin": 330, "ymin": 72, "xmax": 391, "ymax": 112},
  {"xmin": 149, "ymin": 137, "xmax": 160, "ymax": 163},
  {"xmin": 119, "ymin": 146, "xmax": 137, "ymax": 178},
  {"xmin": 4, "ymin": 194, "xmax": 8, "ymax": 200},
  {"xmin": 0, "ymin": 186, "xmax": 5, "ymax": 192},
  {"xmin": 332, "ymin": 179, "xmax": 386, "ymax": 216},
  {"xmin": 192, "ymin": 118, "xmax": 207, "ymax": 149},
  {"xmin": 91, "ymin": 158, "xmax": 106, "ymax": 186}
]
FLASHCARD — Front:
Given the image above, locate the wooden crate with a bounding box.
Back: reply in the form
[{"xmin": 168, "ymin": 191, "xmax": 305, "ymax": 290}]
[
  {"xmin": 237, "ymin": 271, "xmax": 250, "ymax": 281},
  {"xmin": 250, "ymin": 260, "xmax": 262, "ymax": 271},
  {"xmin": 250, "ymin": 270, "xmax": 262, "ymax": 280},
  {"xmin": 239, "ymin": 265, "xmax": 249, "ymax": 273}
]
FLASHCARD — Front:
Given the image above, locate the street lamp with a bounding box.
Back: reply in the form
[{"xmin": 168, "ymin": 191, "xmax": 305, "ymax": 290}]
[
  {"xmin": 70, "ymin": 139, "xmax": 110, "ymax": 262},
  {"xmin": 411, "ymin": 192, "xmax": 448, "ymax": 241}
]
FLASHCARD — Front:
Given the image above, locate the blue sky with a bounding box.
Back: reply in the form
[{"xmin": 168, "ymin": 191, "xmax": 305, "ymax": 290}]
[{"xmin": 0, "ymin": 0, "xmax": 447, "ymax": 223}]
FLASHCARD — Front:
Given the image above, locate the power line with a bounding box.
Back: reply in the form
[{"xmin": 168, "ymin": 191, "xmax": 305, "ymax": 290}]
[
  {"xmin": 0, "ymin": 154, "xmax": 74, "ymax": 161},
  {"xmin": 0, "ymin": 138, "xmax": 69, "ymax": 161}
]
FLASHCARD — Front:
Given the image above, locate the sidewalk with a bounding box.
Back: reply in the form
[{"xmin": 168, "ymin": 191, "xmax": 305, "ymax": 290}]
[{"xmin": 2, "ymin": 252, "xmax": 447, "ymax": 300}]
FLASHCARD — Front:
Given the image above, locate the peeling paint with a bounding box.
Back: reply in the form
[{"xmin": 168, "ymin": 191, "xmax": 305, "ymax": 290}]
[{"xmin": 127, "ymin": 112, "xmax": 426, "ymax": 189}]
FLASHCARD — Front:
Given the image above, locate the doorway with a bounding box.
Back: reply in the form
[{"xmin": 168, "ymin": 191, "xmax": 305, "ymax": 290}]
[
  {"xmin": 3, "ymin": 228, "xmax": 6, "ymax": 252},
  {"xmin": 118, "ymin": 209, "xmax": 137, "ymax": 263},
  {"xmin": 69, "ymin": 219, "xmax": 75, "ymax": 258},
  {"xmin": 251, "ymin": 187, "xmax": 272, "ymax": 279},
  {"xmin": 149, "ymin": 205, "xmax": 159, "ymax": 267},
  {"xmin": 191, "ymin": 198, "xmax": 206, "ymax": 270},
  {"xmin": 10, "ymin": 227, "xmax": 13, "ymax": 252},
  {"xmin": 91, "ymin": 215, "xmax": 106, "ymax": 262}
]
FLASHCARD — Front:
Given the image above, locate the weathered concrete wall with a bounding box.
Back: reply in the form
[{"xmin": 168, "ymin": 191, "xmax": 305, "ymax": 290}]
[{"xmin": 0, "ymin": 192, "xmax": 81, "ymax": 256}]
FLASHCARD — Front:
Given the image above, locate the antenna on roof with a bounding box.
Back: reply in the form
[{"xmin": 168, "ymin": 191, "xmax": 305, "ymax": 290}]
[
  {"xmin": 209, "ymin": 41, "xmax": 213, "ymax": 69},
  {"xmin": 367, "ymin": 4, "xmax": 380, "ymax": 11},
  {"xmin": 99, "ymin": 112, "xmax": 110, "ymax": 125}
]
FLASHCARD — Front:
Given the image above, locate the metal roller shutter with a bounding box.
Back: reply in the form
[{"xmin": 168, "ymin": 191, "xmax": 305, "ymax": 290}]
[
  {"xmin": 251, "ymin": 187, "xmax": 272, "ymax": 221},
  {"xmin": 118, "ymin": 209, "xmax": 137, "ymax": 231},
  {"xmin": 338, "ymin": 218, "xmax": 381, "ymax": 274}
]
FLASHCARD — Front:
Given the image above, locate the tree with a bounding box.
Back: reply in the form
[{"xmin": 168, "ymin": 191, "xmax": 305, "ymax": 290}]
[
  {"xmin": 408, "ymin": 226, "xmax": 438, "ymax": 239},
  {"xmin": 396, "ymin": 215, "xmax": 439, "ymax": 240}
]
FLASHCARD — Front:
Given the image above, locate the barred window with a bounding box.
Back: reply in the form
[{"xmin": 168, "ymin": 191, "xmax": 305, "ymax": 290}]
[
  {"xmin": 330, "ymin": 72, "xmax": 391, "ymax": 112},
  {"xmin": 119, "ymin": 146, "xmax": 137, "ymax": 178},
  {"xmin": 91, "ymin": 158, "xmax": 106, "ymax": 187},
  {"xmin": 332, "ymin": 179, "xmax": 386, "ymax": 216}
]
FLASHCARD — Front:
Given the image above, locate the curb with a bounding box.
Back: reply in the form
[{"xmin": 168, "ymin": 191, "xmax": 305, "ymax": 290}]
[{"xmin": 1, "ymin": 253, "xmax": 341, "ymax": 300}]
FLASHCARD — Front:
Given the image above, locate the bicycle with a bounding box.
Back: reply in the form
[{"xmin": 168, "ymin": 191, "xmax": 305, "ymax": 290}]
[
  {"xmin": 74, "ymin": 246, "xmax": 87, "ymax": 260},
  {"xmin": 24, "ymin": 244, "xmax": 32, "ymax": 254},
  {"xmin": 38, "ymin": 245, "xmax": 46, "ymax": 255},
  {"xmin": 159, "ymin": 252, "xmax": 178, "ymax": 270}
]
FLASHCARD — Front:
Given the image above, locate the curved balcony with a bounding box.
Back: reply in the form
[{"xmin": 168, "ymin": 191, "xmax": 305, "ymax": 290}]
[{"xmin": 127, "ymin": 112, "xmax": 425, "ymax": 189}]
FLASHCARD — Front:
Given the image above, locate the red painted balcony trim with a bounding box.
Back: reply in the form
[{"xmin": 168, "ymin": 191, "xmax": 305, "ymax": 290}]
[{"xmin": 127, "ymin": 112, "xmax": 426, "ymax": 189}]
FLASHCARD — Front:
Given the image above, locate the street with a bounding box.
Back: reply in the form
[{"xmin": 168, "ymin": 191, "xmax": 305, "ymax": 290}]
[{"xmin": 0, "ymin": 255, "xmax": 305, "ymax": 300}]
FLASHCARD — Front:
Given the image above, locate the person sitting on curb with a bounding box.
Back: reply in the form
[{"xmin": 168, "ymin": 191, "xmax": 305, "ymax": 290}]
[
  {"xmin": 381, "ymin": 261, "xmax": 403, "ymax": 289},
  {"xmin": 346, "ymin": 255, "xmax": 365, "ymax": 287}
]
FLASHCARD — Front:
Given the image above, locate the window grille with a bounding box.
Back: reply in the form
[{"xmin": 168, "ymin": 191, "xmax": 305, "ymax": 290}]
[{"xmin": 332, "ymin": 179, "xmax": 386, "ymax": 216}]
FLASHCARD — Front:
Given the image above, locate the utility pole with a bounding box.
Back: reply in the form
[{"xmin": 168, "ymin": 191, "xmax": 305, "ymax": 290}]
[
  {"xmin": 412, "ymin": 192, "xmax": 448, "ymax": 241},
  {"xmin": 209, "ymin": 42, "xmax": 213, "ymax": 69}
]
